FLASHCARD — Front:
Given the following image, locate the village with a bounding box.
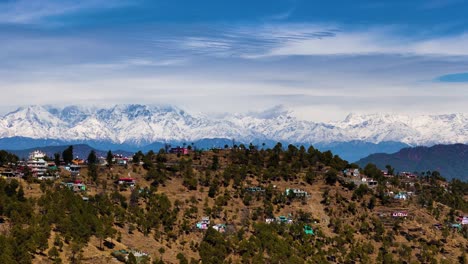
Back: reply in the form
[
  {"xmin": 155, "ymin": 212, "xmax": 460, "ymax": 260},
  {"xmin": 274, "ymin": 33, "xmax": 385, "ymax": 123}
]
[{"xmin": 0, "ymin": 146, "xmax": 467, "ymax": 263}]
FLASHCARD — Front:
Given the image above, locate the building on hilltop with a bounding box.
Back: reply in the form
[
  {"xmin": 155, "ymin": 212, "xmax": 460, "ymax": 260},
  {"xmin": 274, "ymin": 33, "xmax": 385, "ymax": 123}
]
[
  {"xmin": 27, "ymin": 150, "xmax": 48, "ymax": 177},
  {"xmin": 169, "ymin": 147, "xmax": 190, "ymax": 155}
]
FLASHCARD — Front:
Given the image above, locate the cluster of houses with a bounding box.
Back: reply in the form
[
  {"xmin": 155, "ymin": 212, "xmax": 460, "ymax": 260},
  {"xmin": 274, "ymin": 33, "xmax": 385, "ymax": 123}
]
[
  {"xmin": 390, "ymin": 191, "xmax": 414, "ymax": 200},
  {"xmin": 266, "ymin": 215, "xmax": 294, "ymax": 224},
  {"xmin": 169, "ymin": 147, "xmax": 190, "ymax": 155},
  {"xmin": 343, "ymin": 169, "xmax": 379, "ymax": 187},
  {"xmin": 62, "ymin": 180, "xmax": 86, "ymax": 192},
  {"xmin": 343, "ymin": 169, "xmax": 360, "ymax": 177},
  {"xmin": 195, "ymin": 217, "xmax": 227, "ymax": 233},
  {"xmin": 0, "ymin": 150, "xmax": 59, "ymax": 179},
  {"xmin": 111, "ymin": 249, "xmax": 150, "ymax": 263},
  {"xmin": 398, "ymin": 172, "xmax": 418, "ymax": 179},
  {"xmin": 244, "ymin": 186, "xmax": 310, "ymax": 199},
  {"xmin": 434, "ymin": 217, "xmax": 467, "ymax": 231},
  {"xmin": 265, "ymin": 216, "xmax": 315, "ymax": 235}
]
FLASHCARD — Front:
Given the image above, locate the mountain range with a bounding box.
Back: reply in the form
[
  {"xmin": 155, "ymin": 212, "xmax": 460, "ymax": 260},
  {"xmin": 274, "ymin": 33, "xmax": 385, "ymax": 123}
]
[
  {"xmin": 0, "ymin": 104, "xmax": 466, "ymax": 161},
  {"xmin": 356, "ymin": 144, "xmax": 468, "ymax": 181}
]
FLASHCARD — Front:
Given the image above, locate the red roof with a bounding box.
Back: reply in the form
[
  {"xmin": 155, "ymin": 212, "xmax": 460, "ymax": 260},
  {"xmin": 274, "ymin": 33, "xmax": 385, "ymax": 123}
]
[{"xmin": 119, "ymin": 178, "xmax": 135, "ymax": 181}]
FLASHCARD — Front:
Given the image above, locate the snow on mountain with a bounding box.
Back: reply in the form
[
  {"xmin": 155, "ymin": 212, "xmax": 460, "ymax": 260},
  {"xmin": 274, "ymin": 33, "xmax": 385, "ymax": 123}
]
[
  {"xmin": 335, "ymin": 113, "xmax": 468, "ymax": 145},
  {"xmin": 0, "ymin": 105, "xmax": 466, "ymax": 146},
  {"xmin": 0, "ymin": 106, "xmax": 67, "ymax": 139}
]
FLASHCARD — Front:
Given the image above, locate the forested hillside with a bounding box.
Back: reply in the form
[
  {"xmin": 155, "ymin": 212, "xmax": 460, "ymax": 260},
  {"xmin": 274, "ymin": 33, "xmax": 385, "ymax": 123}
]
[
  {"xmin": 0, "ymin": 144, "xmax": 467, "ymax": 264},
  {"xmin": 357, "ymin": 144, "xmax": 468, "ymax": 181}
]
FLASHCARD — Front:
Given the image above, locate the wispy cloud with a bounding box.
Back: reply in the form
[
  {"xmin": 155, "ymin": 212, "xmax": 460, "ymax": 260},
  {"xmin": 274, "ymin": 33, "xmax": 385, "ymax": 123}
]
[
  {"xmin": 161, "ymin": 24, "xmax": 468, "ymax": 59},
  {"xmin": 0, "ymin": 0, "xmax": 134, "ymax": 24},
  {"xmin": 1, "ymin": 19, "xmax": 468, "ymax": 121}
]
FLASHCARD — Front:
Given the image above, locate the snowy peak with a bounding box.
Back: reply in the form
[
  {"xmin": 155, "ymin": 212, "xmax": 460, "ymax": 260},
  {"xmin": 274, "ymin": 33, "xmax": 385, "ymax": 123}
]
[
  {"xmin": 336, "ymin": 113, "xmax": 468, "ymax": 145},
  {"xmin": 0, "ymin": 105, "xmax": 466, "ymax": 146},
  {"xmin": 0, "ymin": 105, "xmax": 66, "ymax": 139}
]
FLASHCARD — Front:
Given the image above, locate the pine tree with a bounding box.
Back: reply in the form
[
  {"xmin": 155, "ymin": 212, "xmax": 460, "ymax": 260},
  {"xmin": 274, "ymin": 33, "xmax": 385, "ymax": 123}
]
[
  {"xmin": 106, "ymin": 150, "xmax": 113, "ymax": 167},
  {"xmin": 62, "ymin": 146, "xmax": 74, "ymax": 164},
  {"xmin": 87, "ymin": 150, "xmax": 98, "ymax": 164}
]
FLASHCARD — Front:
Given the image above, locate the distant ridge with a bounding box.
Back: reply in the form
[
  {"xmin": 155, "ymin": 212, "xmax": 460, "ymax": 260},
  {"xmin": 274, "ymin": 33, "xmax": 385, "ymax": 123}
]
[
  {"xmin": 0, "ymin": 136, "xmax": 409, "ymax": 162},
  {"xmin": 356, "ymin": 144, "xmax": 468, "ymax": 181},
  {"xmin": 7, "ymin": 144, "xmax": 134, "ymax": 160}
]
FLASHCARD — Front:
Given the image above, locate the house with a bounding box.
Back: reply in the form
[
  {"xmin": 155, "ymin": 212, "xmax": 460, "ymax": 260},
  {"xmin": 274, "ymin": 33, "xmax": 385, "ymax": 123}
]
[
  {"xmin": 47, "ymin": 162, "xmax": 58, "ymax": 171},
  {"xmin": 277, "ymin": 215, "xmax": 293, "ymax": 224},
  {"xmin": 245, "ymin": 186, "xmax": 265, "ymax": 193},
  {"xmin": 361, "ymin": 178, "xmax": 378, "ymax": 187},
  {"xmin": 459, "ymin": 216, "xmax": 468, "ymax": 225},
  {"xmin": 68, "ymin": 165, "xmax": 81, "ymax": 177},
  {"xmin": 392, "ymin": 211, "xmax": 408, "ymax": 218},
  {"xmin": 285, "ymin": 188, "xmax": 309, "ymax": 197},
  {"xmin": 394, "ymin": 192, "xmax": 408, "ymax": 200},
  {"xmin": 29, "ymin": 150, "xmax": 46, "ymax": 160},
  {"xmin": 169, "ymin": 147, "xmax": 190, "ymax": 155},
  {"xmin": 66, "ymin": 165, "xmax": 81, "ymax": 173},
  {"xmin": 72, "ymin": 159, "xmax": 86, "ymax": 165},
  {"xmin": 399, "ymin": 172, "xmax": 417, "ymax": 178},
  {"xmin": 116, "ymin": 158, "xmax": 128, "ymax": 166},
  {"xmin": 196, "ymin": 217, "xmax": 210, "ymax": 230},
  {"xmin": 344, "ymin": 169, "xmax": 360, "ymax": 177},
  {"xmin": 367, "ymin": 180, "xmax": 378, "ymax": 186},
  {"xmin": 27, "ymin": 150, "xmax": 48, "ymax": 177},
  {"xmin": 117, "ymin": 178, "xmax": 136, "ymax": 186},
  {"xmin": 213, "ymin": 224, "xmax": 227, "ymax": 233},
  {"xmin": 352, "ymin": 169, "xmax": 360, "ymax": 177},
  {"xmin": 113, "ymin": 154, "xmax": 129, "ymax": 166},
  {"xmin": 0, "ymin": 171, "xmax": 17, "ymax": 178},
  {"xmin": 38, "ymin": 175, "xmax": 57, "ymax": 181},
  {"xmin": 63, "ymin": 180, "xmax": 86, "ymax": 192},
  {"xmin": 304, "ymin": 225, "xmax": 314, "ymax": 235}
]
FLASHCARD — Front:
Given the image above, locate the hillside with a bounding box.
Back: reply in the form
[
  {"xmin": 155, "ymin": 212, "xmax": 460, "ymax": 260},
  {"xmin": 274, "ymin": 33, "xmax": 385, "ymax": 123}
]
[
  {"xmin": 0, "ymin": 145, "xmax": 467, "ymax": 264},
  {"xmin": 357, "ymin": 144, "xmax": 468, "ymax": 181}
]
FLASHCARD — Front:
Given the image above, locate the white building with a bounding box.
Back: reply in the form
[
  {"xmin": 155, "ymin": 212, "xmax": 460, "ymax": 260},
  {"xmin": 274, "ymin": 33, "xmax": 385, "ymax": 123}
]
[{"xmin": 27, "ymin": 150, "xmax": 48, "ymax": 177}]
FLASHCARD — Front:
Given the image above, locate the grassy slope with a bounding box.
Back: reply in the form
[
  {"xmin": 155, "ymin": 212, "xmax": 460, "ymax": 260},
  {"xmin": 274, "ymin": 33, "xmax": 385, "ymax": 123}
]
[{"xmin": 6, "ymin": 149, "xmax": 466, "ymax": 263}]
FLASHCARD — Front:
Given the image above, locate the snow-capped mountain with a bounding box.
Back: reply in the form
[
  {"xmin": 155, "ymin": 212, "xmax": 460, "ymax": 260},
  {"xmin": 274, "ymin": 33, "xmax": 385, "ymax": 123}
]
[{"xmin": 0, "ymin": 105, "xmax": 466, "ymax": 147}]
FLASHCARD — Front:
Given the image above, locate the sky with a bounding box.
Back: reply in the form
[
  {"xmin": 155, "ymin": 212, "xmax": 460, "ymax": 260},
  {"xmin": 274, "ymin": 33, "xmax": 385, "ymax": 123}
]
[{"xmin": 1, "ymin": 0, "xmax": 468, "ymax": 122}]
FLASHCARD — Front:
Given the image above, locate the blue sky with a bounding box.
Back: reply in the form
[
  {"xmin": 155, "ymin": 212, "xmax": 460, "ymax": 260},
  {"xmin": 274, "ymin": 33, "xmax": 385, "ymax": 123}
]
[{"xmin": 1, "ymin": 0, "xmax": 467, "ymax": 121}]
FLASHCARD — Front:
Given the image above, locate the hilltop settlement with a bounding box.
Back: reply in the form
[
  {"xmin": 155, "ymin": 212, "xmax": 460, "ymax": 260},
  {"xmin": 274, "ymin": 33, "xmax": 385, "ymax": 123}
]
[{"xmin": 0, "ymin": 144, "xmax": 467, "ymax": 264}]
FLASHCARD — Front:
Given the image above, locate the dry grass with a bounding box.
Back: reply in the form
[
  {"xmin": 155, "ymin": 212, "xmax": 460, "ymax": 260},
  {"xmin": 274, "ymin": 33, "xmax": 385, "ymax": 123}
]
[{"xmin": 11, "ymin": 151, "xmax": 465, "ymax": 263}]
